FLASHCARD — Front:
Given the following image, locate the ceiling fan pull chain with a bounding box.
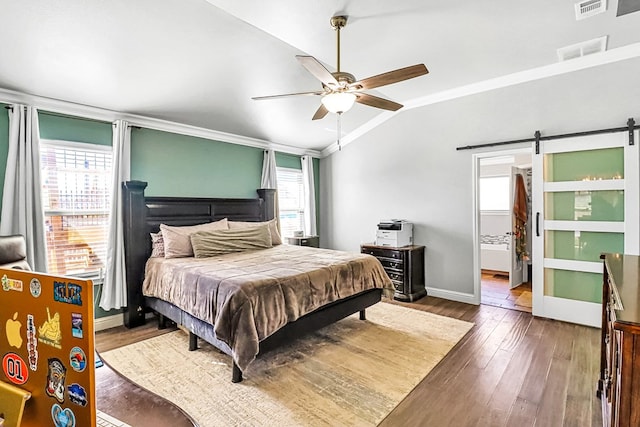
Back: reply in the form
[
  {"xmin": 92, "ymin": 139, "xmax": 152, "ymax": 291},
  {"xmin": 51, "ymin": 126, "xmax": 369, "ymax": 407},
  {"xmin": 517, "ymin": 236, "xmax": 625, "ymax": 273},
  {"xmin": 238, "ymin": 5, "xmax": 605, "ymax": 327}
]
[{"xmin": 337, "ymin": 113, "xmax": 342, "ymax": 151}]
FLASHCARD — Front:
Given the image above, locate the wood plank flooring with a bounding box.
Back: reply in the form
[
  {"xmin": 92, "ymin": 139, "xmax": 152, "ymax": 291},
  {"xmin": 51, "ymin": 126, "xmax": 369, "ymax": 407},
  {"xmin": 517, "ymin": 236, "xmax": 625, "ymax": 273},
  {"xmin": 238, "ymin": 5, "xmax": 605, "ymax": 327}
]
[
  {"xmin": 481, "ymin": 271, "xmax": 533, "ymax": 313},
  {"xmin": 96, "ymin": 297, "xmax": 602, "ymax": 427},
  {"xmin": 380, "ymin": 297, "xmax": 602, "ymax": 426}
]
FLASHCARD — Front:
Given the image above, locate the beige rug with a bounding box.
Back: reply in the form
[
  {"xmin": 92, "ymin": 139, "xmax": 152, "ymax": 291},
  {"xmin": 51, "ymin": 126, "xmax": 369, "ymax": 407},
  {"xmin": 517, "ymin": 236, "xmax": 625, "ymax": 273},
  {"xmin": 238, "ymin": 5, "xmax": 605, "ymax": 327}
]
[
  {"xmin": 515, "ymin": 290, "xmax": 533, "ymax": 308},
  {"xmin": 102, "ymin": 303, "xmax": 473, "ymax": 427}
]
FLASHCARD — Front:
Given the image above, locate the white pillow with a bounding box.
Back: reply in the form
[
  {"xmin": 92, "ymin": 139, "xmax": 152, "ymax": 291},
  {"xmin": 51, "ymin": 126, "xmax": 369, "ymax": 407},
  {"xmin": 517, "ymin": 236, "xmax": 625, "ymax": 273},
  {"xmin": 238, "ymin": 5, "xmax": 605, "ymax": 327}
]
[{"xmin": 160, "ymin": 218, "xmax": 229, "ymax": 258}]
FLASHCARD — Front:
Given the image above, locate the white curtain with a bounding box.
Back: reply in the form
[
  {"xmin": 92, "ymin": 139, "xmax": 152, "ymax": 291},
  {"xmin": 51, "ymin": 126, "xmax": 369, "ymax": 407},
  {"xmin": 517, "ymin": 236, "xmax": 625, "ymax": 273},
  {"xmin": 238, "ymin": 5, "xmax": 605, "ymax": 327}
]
[
  {"xmin": 100, "ymin": 120, "xmax": 131, "ymax": 310},
  {"xmin": 301, "ymin": 155, "xmax": 317, "ymax": 236},
  {"xmin": 260, "ymin": 149, "xmax": 280, "ymax": 231},
  {"xmin": 0, "ymin": 105, "xmax": 47, "ymax": 271},
  {"xmin": 260, "ymin": 149, "xmax": 277, "ymax": 189}
]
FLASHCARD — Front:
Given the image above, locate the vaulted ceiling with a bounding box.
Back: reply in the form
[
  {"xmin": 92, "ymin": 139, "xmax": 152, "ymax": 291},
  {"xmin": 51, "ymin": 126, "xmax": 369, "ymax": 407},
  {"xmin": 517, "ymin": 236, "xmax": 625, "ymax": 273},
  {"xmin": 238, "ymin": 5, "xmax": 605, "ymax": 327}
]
[{"xmin": 1, "ymin": 0, "xmax": 639, "ymax": 154}]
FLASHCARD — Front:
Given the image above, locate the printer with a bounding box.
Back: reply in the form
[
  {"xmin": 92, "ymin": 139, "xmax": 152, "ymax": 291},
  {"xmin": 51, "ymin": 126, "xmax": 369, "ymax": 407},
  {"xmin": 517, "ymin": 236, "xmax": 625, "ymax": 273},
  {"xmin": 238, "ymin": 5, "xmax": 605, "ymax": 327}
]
[{"xmin": 375, "ymin": 220, "xmax": 413, "ymax": 247}]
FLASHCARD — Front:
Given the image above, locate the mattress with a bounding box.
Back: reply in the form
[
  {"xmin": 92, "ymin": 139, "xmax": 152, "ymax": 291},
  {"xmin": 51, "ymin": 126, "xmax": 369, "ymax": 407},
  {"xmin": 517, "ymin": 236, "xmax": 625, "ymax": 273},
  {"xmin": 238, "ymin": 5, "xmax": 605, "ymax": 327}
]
[{"xmin": 142, "ymin": 244, "xmax": 392, "ymax": 370}]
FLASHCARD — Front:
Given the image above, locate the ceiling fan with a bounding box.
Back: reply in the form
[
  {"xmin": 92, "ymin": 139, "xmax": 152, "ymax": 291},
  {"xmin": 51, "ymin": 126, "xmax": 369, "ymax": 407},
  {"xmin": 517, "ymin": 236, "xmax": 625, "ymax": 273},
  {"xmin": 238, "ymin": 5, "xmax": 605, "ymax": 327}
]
[{"xmin": 252, "ymin": 15, "xmax": 429, "ymax": 120}]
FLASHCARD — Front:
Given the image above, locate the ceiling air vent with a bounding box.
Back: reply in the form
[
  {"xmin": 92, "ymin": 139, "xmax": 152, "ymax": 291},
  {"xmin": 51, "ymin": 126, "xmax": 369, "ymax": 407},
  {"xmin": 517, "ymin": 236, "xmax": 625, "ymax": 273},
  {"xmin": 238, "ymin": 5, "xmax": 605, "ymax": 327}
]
[
  {"xmin": 557, "ymin": 36, "xmax": 608, "ymax": 62},
  {"xmin": 575, "ymin": 0, "xmax": 607, "ymax": 20}
]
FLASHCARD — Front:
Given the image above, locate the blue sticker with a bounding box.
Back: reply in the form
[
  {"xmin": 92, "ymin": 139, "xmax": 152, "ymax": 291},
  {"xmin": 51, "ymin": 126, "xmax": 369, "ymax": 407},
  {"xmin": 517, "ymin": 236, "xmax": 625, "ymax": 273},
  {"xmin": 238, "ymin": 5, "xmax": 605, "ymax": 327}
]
[
  {"xmin": 51, "ymin": 403, "xmax": 76, "ymax": 427},
  {"xmin": 71, "ymin": 313, "xmax": 83, "ymax": 339},
  {"xmin": 67, "ymin": 383, "xmax": 87, "ymax": 407},
  {"xmin": 53, "ymin": 281, "xmax": 83, "ymax": 306},
  {"xmin": 69, "ymin": 347, "xmax": 86, "ymax": 372}
]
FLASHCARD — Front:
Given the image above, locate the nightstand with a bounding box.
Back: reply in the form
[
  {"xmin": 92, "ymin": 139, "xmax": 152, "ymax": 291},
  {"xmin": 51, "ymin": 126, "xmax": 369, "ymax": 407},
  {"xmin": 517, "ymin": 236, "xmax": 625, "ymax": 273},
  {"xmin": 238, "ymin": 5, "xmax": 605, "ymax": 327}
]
[
  {"xmin": 360, "ymin": 244, "xmax": 426, "ymax": 302},
  {"xmin": 286, "ymin": 235, "xmax": 319, "ymax": 248}
]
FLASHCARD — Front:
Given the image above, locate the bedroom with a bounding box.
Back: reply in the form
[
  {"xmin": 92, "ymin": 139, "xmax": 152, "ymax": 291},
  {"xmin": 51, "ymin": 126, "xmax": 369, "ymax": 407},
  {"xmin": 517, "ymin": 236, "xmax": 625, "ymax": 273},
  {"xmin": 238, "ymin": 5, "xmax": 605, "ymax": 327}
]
[{"xmin": 1, "ymin": 0, "xmax": 640, "ymax": 426}]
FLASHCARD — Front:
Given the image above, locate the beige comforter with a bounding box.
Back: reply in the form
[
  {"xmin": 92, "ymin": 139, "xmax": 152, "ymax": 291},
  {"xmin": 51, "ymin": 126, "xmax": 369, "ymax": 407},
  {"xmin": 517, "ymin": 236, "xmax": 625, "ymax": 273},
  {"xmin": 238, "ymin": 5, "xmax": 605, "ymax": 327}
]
[{"xmin": 143, "ymin": 245, "xmax": 392, "ymax": 371}]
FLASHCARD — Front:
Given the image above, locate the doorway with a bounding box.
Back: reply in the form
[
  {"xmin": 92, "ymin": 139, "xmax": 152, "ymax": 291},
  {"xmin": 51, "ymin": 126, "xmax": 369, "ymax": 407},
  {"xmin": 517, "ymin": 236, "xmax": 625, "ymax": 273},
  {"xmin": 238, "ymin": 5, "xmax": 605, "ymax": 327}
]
[{"xmin": 473, "ymin": 148, "xmax": 533, "ymax": 313}]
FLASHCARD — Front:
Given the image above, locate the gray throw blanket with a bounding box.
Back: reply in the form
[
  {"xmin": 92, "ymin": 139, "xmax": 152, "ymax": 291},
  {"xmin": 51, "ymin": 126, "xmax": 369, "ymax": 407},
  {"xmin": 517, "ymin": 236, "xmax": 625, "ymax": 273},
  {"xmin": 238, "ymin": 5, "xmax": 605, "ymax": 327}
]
[{"xmin": 143, "ymin": 245, "xmax": 392, "ymax": 371}]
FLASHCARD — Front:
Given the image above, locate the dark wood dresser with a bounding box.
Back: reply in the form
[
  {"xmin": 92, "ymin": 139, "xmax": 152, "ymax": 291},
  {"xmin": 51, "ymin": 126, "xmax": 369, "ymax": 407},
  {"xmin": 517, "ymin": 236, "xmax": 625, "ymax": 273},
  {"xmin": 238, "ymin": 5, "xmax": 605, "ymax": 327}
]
[
  {"xmin": 598, "ymin": 253, "xmax": 640, "ymax": 427},
  {"xmin": 360, "ymin": 244, "xmax": 426, "ymax": 302}
]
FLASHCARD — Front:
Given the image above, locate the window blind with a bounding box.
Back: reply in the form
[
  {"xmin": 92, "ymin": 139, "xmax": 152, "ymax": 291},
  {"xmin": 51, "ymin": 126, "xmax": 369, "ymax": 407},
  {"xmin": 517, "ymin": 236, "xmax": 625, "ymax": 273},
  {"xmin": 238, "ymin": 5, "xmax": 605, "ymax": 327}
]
[
  {"xmin": 40, "ymin": 140, "xmax": 113, "ymax": 278},
  {"xmin": 276, "ymin": 167, "xmax": 305, "ymax": 238}
]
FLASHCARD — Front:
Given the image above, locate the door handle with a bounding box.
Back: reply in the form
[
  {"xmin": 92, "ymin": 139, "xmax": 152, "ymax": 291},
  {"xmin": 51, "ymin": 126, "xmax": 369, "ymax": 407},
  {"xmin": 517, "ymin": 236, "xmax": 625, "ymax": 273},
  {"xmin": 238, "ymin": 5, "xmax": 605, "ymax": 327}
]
[{"xmin": 536, "ymin": 212, "xmax": 540, "ymax": 237}]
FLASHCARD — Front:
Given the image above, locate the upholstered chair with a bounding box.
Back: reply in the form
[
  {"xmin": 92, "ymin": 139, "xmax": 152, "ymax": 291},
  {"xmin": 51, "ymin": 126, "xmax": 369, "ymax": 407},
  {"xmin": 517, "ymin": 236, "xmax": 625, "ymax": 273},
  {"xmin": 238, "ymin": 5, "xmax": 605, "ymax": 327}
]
[{"xmin": 0, "ymin": 234, "xmax": 31, "ymax": 270}]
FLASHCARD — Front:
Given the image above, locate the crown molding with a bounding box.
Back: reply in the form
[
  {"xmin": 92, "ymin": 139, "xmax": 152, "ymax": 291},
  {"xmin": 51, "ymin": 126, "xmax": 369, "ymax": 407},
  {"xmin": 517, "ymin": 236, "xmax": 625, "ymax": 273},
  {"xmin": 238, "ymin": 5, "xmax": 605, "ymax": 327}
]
[
  {"xmin": 0, "ymin": 88, "xmax": 322, "ymax": 158},
  {"xmin": 322, "ymin": 42, "xmax": 640, "ymax": 157}
]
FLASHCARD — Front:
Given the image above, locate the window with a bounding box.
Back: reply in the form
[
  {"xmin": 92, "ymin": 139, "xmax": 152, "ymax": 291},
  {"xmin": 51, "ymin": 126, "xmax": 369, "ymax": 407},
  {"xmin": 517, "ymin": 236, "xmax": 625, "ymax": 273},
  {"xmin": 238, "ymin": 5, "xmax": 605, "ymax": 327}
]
[
  {"xmin": 480, "ymin": 176, "xmax": 510, "ymax": 211},
  {"xmin": 276, "ymin": 167, "xmax": 305, "ymax": 238},
  {"xmin": 40, "ymin": 140, "xmax": 113, "ymax": 278}
]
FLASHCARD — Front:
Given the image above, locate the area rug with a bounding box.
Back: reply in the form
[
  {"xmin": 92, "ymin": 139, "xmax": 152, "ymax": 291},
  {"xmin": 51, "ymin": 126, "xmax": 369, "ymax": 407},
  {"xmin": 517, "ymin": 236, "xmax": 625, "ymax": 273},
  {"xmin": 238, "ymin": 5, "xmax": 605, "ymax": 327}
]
[{"xmin": 101, "ymin": 303, "xmax": 473, "ymax": 427}]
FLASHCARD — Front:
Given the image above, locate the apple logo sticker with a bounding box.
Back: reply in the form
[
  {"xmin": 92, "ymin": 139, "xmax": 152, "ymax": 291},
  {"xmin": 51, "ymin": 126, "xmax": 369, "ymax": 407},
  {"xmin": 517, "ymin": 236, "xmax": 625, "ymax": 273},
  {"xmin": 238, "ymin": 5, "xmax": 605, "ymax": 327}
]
[{"xmin": 6, "ymin": 311, "xmax": 23, "ymax": 349}]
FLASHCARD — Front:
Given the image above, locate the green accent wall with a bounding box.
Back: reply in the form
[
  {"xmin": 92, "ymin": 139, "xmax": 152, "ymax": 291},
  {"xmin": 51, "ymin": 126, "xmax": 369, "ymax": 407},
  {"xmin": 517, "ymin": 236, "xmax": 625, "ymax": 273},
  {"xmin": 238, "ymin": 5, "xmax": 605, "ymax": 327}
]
[
  {"xmin": 276, "ymin": 152, "xmax": 302, "ymax": 169},
  {"xmin": 0, "ymin": 104, "xmax": 9, "ymax": 203},
  {"xmin": 39, "ymin": 113, "xmax": 112, "ymax": 146},
  {"xmin": 130, "ymin": 128, "xmax": 263, "ymax": 198}
]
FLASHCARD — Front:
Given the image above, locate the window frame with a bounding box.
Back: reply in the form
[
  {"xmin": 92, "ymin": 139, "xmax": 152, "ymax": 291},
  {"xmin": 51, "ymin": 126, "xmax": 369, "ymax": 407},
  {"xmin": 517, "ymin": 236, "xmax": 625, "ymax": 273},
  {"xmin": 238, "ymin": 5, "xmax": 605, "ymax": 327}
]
[
  {"xmin": 40, "ymin": 139, "xmax": 113, "ymax": 280},
  {"xmin": 276, "ymin": 166, "xmax": 306, "ymax": 238}
]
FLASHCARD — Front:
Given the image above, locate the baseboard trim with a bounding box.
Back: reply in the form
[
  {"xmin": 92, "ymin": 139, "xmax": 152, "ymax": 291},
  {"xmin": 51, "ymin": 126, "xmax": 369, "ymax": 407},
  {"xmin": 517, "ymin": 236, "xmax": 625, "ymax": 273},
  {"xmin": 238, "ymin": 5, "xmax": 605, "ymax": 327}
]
[
  {"xmin": 426, "ymin": 287, "xmax": 479, "ymax": 305},
  {"xmin": 94, "ymin": 313, "xmax": 123, "ymax": 332}
]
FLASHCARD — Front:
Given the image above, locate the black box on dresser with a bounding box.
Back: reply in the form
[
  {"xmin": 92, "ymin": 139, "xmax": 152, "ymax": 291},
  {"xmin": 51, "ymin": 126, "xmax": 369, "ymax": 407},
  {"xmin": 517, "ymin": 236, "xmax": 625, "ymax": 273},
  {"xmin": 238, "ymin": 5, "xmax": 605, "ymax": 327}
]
[
  {"xmin": 286, "ymin": 235, "xmax": 319, "ymax": 248},
  {"xmin": 360, "ymin": 243, "xmax": 426, "ymax": 302}
]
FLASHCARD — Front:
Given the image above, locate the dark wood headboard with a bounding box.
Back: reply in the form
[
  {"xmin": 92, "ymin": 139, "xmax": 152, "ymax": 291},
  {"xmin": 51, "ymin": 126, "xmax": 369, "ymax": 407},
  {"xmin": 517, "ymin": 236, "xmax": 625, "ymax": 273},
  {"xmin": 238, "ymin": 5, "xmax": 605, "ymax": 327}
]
[{"xmin": 121, "ymin": 180, "xmax": 276, "ymax": 328}]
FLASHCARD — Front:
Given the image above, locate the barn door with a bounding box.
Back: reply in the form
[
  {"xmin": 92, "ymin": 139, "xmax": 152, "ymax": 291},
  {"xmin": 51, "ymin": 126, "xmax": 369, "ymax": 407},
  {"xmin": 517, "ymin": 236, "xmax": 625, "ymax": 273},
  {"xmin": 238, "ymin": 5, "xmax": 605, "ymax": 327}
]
[{"xmin": 532, "ymin": 130, "xmax": 638, "ymax": 327}]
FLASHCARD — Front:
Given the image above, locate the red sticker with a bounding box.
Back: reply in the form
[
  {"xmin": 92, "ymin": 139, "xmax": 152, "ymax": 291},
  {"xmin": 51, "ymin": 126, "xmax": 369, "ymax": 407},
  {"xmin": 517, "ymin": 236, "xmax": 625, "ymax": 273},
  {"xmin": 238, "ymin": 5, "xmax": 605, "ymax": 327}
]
[{"xmin": 3, "ymin": 352, "xmax": 29, "ymax": 385}]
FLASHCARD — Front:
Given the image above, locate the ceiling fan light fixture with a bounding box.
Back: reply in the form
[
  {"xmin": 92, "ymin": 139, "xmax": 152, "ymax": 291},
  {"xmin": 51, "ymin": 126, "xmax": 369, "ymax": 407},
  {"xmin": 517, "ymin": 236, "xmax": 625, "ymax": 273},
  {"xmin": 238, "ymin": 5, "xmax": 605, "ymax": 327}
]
[{"xmin": 321, "ymin": 92, "xmax": 356, "ymax": 114}]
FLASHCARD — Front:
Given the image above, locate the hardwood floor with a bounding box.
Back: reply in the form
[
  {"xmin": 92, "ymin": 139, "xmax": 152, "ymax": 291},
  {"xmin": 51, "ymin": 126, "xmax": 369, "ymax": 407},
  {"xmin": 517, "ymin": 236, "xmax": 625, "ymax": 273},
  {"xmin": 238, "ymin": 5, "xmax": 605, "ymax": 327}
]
[
  {"xmin": 96, "ymin": 297, "xmax": 602, "ymax": 427},
  {"xmin": 381, "ymin": 297, "xmax": 602, "ymax": 426},
  {"xmin": 481, "ymin": 271, "xmax": 533, "ymax": 313}
]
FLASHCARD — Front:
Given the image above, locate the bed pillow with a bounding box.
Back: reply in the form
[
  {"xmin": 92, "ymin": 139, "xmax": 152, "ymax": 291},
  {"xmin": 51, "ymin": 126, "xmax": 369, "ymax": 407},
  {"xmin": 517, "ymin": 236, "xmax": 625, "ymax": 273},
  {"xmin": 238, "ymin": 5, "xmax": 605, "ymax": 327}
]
[
  {"xmin": 160, "ymin": 218, "xmax": 229, "ymax": 258},
  {"xmin": 228, "ymin": 219, "xmax": 282, "ymax": 245},
  {"xmin": 150, "ymin": 232, "xmax": 165, "ymax": 258},
  {"xmin": 190, "ymin": 224, "xmax": 273, "ymax": 258}
]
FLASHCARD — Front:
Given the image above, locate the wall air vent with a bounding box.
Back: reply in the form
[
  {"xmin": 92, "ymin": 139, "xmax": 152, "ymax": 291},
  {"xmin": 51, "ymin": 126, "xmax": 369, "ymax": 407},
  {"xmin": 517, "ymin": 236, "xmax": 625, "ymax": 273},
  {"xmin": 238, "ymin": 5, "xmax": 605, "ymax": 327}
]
[
  {"xmin": 575, "ymin": 0, "xmax": 607, "ymax": 20},
  {"xmin": 557, "ymin": 36, "xmax": 608, "ymax": 62}
]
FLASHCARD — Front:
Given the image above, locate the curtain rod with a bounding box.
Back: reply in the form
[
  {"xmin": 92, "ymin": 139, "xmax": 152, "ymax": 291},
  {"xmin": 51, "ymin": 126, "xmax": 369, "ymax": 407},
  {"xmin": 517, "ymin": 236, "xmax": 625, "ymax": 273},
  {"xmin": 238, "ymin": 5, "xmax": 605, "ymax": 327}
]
[{"xmin": 456, "ymin": 118, "xmax": 639, "ymax": 151}]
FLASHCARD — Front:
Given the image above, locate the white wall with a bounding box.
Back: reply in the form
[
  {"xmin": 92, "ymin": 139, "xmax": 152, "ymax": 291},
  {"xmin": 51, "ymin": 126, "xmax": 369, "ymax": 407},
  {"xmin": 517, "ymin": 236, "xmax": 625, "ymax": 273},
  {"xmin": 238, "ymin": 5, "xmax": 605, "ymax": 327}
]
[{"xmin": 320, "ymin": 56, "xmax": 640, "ymax": 300}]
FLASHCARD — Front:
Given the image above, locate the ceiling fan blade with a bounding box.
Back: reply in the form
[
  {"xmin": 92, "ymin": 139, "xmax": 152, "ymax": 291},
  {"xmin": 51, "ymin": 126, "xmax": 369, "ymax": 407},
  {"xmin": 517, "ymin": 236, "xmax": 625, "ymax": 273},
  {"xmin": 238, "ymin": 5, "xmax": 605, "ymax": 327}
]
[
  {"xmin": 312, "ymin": 104, "xmax": 329, "ymax": 120},
  {"xmin": 296, "ymin": 55, "xmax": 339, "ymax": 88},
  {"xmin": 351, "ymin": 64, "xmax": 428, "ymax": 90},
  {"xmin": 355, "ymin": 93, "xmax": 403, "ymax": 111},
  {"xmin": 252, "ymin": 90, "xmax": 325, "ymax": 101}
]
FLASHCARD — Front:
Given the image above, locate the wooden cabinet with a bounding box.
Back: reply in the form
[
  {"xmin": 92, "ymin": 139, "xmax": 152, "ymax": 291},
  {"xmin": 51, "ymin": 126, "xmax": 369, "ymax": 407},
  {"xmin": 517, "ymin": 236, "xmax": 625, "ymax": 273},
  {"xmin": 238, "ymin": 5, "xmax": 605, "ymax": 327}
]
[
  {"xmin": 360, "ymin": 244, "xmax": 426, "ymax": 302},
  {"xmin": 598, "ymin": 254, "xmax": 640, "ymax": 427},
  {"xmin": 286, "ymin": 236, "xmax": 319, "ymax": 248}
]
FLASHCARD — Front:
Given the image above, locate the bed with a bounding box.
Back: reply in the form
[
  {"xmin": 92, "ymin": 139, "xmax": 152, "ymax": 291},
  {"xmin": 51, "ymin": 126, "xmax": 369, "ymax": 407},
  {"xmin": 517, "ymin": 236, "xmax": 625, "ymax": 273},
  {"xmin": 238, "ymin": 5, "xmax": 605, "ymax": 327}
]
[{"xmin": 121, "ymin": 180, "xmax": 392, "ymax": 382}]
